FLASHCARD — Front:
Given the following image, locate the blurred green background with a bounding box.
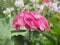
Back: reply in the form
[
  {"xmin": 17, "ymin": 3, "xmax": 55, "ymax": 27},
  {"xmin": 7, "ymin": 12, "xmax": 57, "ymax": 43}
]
[{"xmin": 0, "ymin": 0, "xmax": 60, "ymax": 45}]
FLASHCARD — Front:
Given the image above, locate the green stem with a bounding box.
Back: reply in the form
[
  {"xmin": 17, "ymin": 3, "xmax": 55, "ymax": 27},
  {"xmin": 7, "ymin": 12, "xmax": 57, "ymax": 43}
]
[
  {"xmin": 29, "ymin": 29, "xmax": 34, "ymax": 45},
  {"xmin": 29, "ymin": 29, "xmax": 31, "ymax": 41},
  {"xmin": 29, "ymin": 29, "xmax": 37, "ymax": 45},
  {"xmin": 57, "ymin": 36, "xmax": 60, "ymax": 45}
]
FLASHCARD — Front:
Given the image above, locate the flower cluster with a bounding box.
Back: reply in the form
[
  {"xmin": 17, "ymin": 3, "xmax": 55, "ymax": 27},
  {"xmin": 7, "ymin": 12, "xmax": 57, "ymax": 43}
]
[
  {"xmin": 30, "ymin": 0, "xmax": 38, "ymax": 3},
  {"xmin": 13, "ymin": 11, "xmax": 50, "ymax": 31},
  {"xmin": 15, "ymin": 0, "xmax": 24, "ymax": 7},
  {"xmin": 3, "ymin": 7, "xmax": 14, "ymax": 14},
  {"xmin": 34, "ymin": 0, "xmax": 59, "ymax": 12},
  {"xmin": 43, "ymin": 0, "xmax": 59, "ymax": 12},
  {"xmin": 3, "ymin": 7, "xmax": 14, "ymax": 17}
]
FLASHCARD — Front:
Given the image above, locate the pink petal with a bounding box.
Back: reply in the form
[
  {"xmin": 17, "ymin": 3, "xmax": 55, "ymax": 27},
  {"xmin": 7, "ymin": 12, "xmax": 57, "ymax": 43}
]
[
  {"xmin": 24, "ymin": 17, "xmax": 37, "ymax": 29},
  {"xmin": 31, "ymin": 11, "xmax": 42, "ymax": 19},
  {"xmin": 38, "ymin": 20, "xmax": 45, "ymax": 31},
  {"xmin": 44, "ymin": 0, "xmax": 50, "ymax": 3}
]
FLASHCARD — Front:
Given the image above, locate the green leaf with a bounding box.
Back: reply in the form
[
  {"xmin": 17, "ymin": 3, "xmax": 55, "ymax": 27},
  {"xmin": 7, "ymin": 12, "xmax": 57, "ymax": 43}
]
[
  {"xmin": 11, "ymin": 35, "xmax": 32, "ymax": 45},
  {"xmin": 0, "ymin": 18, "xmax": 11, "ymax": 39},
  {"xmin": 0, "ymin": 39, "xmax": 14, "ymax": 45},
  {"xmin": 38, "ymin": 0, "xmax": 43, "ymax": 4},
  {"xmin": 11, "ymin": 30, "xmax": 29, "ymax": 38},
  {"xmin": 49, "ymin": 17, "xmax": 60, "ymax": 36},
  {"xmin": 49, "ymin": 17, "xmax": 59, "ymax": 25},
  {"xmin": 23, "ymin": 0, "xmax": 30, "ymax": 5},
  {"xmin": 4, "ymin": 39, "xmax": 14, "ymax": 45},
  {"xmin": 42, "ymin": 31, "xmax": 58, "ymax": 45},
  {"xmin": 52, "ymin": 24, "xmax": 60, "ymax": 36},
  {"xmin": 5, "ymin": 0, "xmax": 14, "ymax": 7}
]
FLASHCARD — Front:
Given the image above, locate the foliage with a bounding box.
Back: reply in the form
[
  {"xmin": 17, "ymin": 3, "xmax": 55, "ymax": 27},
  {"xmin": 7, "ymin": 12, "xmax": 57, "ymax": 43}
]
[{"xmin": 0, "ymin": 0, "xmax": 60, "ymax": 45}]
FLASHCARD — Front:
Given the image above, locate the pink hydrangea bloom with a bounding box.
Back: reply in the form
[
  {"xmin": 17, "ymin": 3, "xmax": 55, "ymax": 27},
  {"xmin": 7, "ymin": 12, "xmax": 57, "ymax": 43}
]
[
  {"xmin": 12, "ymin": 11, "xmax": 50, "ymax": 31},
  {"xmin": 43, "ymin": 0, "xmax": 50, "ymax": 3}
]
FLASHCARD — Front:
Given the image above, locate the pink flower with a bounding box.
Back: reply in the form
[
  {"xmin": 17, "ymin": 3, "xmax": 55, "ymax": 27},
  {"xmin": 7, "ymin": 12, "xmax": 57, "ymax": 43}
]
[
  {"xmin": 43, "ymin": 0, "xmax": 50, "ymax": 3},
  {"xmin": 12, "ymin": 11, "xmax": 50, "ymax": 31}
]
